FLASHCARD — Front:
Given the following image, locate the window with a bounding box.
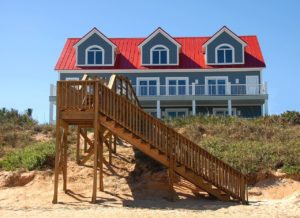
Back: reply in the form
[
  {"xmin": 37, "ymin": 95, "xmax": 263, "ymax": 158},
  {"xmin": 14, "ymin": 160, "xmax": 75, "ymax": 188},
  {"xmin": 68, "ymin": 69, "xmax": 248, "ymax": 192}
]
[
  {"xmin": 205, "ymin": 77, "xmax": 228, "ymax": 95},
  {"xmin": 136, "ymin": 78, "xmax": 159, "ymax": 96},
  {"xmin": 165, "ymin": 108, "xmax": 188, "ymax": 118},
  {"xmin": 166, "ymin": 77, "xmax": 188, "ymax": 96},
  {"xmin": 86, "ymin": 46, "xmax": 104, "ymax": 65},
  {"xmin": 216, "ymin": 44, "xmax": 234, "ymax": 64},
  {"xmin": 151, "ymin": 45, "xmax": 169, "ymax": 64},
  {"xmin": 213, "ymin": 108, "xmax": 237, "ymax": 116}
]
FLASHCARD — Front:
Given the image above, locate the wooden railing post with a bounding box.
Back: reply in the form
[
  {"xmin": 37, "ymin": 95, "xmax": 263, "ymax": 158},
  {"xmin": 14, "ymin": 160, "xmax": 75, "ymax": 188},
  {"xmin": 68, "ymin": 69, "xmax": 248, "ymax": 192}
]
[
  {"xmin": 76, "ymin": 126, "xmax": 80, "ymax": 164},
  {"xmin": 92, "ymin": 81, "xmax": 99, "ymax": 204}
]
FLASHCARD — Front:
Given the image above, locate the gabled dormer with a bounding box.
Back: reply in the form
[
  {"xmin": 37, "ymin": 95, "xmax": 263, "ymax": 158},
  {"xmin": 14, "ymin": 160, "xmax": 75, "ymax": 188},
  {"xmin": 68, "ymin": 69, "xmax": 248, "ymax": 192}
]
[
  {"xmin": 139, "ymin": 27, "xmax": 181, "ymax": 66},
  {"xmin": 203, "ymin": 26, "xmax": 247, "ymax": 65},
  {"xmin": 74, "ymin": 28, "xmax": 117, "ymax": 66}
]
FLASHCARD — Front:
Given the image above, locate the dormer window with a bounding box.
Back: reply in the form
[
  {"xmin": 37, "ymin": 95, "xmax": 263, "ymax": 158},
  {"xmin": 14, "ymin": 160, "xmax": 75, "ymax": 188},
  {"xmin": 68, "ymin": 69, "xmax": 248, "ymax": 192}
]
[
  {"xmin": 203, "ymin": 26, "xmax": 247, "ymax": 65},
  {"xmin": 216, "ymin": 44, "xmax": 234, "ymax": 64},
  {"xmin": 139, "ymin": 28, "xmax": 181, "ymax": 66},
  {"xmin": 86, "ymin": 46, "xmax": 104, "ymax": 65},
  {"xmin": 151, "ymin": 45, "xmax": 169, "ymax": 64},
  {"xmin": 74, "ymin": 28, "xmax": 117, "ymax": 66}
]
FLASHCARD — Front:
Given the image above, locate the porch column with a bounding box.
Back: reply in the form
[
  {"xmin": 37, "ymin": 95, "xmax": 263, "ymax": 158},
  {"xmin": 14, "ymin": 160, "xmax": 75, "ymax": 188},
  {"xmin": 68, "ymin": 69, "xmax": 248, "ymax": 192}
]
[
  {"xmin": 264, "ymin": 99, "xmax": 269, "ymax": 116},
  {"xmin": 49, "ymin": 102, "xmax": 54, "ymax": 124},
  {"xmin": 156, "ymin": 100, "xmax": 161, "ymax": 119},
  {"xmin": 49, "ymin": 84, "xmax": 55, "ymax": 124},
  {"xmin": 227, "ymin": 99, "xmax": 232, "ymax": 116},
  {"xmin": 192, "ymin": 100, "xmax": 196, "ymax": 116}
]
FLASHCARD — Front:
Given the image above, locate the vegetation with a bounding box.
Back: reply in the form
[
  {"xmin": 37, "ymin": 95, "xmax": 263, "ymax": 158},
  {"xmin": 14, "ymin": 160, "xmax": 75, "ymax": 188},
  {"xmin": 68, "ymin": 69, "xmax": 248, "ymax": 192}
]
[
  {"xmin": 0, "ymin": 108, "xmax": 56, "ymax": 156},
  {"xmin": 165, "ymin": 111, "xmax": 300, "ymax": 176},
  {"xmin": 0, "ymin": 108, "xmax": 57, "ymax": 171},
  {"xmin": 0, "ymin": 142, "xmax": 55, "ymax": 171},
  {"xmin": 1, "ymin": 107, "xmax": 299, "ymax": 177}
]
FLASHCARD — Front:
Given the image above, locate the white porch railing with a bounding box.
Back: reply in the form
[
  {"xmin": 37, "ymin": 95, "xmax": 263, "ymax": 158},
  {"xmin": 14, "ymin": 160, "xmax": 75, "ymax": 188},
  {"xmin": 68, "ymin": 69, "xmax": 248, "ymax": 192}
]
[{"xmin": 132, "ymin": 83, "xmax": 267, "ymax": 97}]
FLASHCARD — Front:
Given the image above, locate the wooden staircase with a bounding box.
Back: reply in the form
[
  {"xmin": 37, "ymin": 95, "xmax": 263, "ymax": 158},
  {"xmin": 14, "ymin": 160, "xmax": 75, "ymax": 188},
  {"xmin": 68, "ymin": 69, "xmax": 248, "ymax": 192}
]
[{"xmin": 52, "ymin": 75, "xmax": 248, "ymax": 204}]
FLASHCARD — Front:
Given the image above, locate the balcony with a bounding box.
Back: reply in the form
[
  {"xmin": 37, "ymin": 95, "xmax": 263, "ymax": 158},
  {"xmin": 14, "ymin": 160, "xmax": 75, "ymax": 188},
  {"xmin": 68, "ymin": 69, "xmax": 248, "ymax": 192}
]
[{"xmin": 132, "ymin": 83, "xmax": 267, "ymax": 98}]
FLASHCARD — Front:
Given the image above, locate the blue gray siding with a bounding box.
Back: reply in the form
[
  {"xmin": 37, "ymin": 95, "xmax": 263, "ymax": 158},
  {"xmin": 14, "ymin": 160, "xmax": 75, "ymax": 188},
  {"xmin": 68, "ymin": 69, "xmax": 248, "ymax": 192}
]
[
  {"xmin": 141, "ymin": 33, "xmax": 178, "ymax": 65},
  {"xmin": 207, "ymin": 32, "xmax": 244, "ymax": 64},
  {"xmin": 60, "ymin": 71, "xmax": 261, "ymax": 85},
  {"xmin": 77, "ymin": 33, "xmax": 114, "ymax": 65}
]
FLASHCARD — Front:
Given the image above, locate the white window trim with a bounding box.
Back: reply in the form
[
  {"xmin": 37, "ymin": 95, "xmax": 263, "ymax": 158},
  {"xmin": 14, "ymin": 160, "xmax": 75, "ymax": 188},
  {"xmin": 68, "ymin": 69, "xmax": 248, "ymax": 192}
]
[
  {"xmin": 215, "ymin": 43, "xmax": 235, "ymax": 64},
  {"xmin": 150, "ymin": 45, "xmax": 170, "ymax": 65},
  {"xmin": 203, "ymin": 26, "xmax": 247, "ymax": 65},
  {"xmin": 166, "ymin": 77, "xmax": 189, "ymax": 96},
  {"xmin": 165, "ymin": 108, "xmax": 189, "ymax": 118},
  {"xmin": 139, "ymin": 28, "xmax": 180, "ymax": 66},
  {"xmin": 74, "ymin": 28, "xmax": 116, "ymax": 67},
  {"xmin": 85, "ymin": 45, "xmax": 105, "ymax": 66},
  {"xmin": 213, "ymin": 108, "xmax": 237, "ymax": 116},
  {"xmin": 205, "ymin": 76, "xmax": 230, "ymax": 95},
  {"xmin": 136, "ymin": 77, "xmax": 160, "ymax": 96}
]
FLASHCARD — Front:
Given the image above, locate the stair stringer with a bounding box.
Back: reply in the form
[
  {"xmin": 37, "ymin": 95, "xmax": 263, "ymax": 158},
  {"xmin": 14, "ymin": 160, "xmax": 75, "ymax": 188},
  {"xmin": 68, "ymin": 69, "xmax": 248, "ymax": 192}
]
[{"xmin": 99, "ymin": 116, "xmax": 233, "ymax": 202}]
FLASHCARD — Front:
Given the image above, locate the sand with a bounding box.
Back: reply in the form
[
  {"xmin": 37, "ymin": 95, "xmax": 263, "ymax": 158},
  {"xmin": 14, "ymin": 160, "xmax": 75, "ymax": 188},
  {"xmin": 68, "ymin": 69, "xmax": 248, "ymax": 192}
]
[{"xmin": 0, "ymin": 142, "xmax": 299, "ymax": 218}]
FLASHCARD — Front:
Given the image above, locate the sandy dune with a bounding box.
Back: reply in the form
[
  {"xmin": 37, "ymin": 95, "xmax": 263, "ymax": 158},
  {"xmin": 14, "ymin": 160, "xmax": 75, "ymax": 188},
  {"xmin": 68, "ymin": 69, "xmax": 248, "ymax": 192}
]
[{"xmin": 0, "ymin": 142, "xmax": 299, "ymax": 218}]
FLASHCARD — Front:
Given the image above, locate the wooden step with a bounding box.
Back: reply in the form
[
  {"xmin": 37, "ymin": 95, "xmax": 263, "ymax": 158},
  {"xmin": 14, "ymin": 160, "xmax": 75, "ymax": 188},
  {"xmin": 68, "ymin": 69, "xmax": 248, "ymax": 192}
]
[{"xmin": 98, "ymin": 116, "xmax": 242, "ymax": 203}]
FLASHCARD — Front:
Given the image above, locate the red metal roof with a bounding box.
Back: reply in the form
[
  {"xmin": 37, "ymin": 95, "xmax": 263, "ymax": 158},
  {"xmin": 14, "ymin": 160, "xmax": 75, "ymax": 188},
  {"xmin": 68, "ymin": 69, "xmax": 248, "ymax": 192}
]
[{"xmin": 55, "ymin": 36, "xmax": 265, "ymax": 71}]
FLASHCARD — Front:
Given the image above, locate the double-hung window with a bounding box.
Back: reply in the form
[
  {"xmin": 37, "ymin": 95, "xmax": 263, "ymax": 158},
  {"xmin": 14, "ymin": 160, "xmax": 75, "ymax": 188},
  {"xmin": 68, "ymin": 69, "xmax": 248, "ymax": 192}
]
[
  {"xmin": 86, "ymin": 46, "xmax": 104, "ymax": 65},
  {"xmin": 137, "ymin": 78, "xmax": 159, "ymax": 96},
  {"xmin": 151, "ymin": 45, "xmax": 168, "ymax": 64},
  {"xmin": 166, "ymin": 77, "xmax": 188, "ymax": 96},
  {"xmin": 216, "ymin": 44, "xmax": 234, "ymax": 64},
  {"xmin": 205, "ymin": 77, "xmax": 228, "ymax": 95}
]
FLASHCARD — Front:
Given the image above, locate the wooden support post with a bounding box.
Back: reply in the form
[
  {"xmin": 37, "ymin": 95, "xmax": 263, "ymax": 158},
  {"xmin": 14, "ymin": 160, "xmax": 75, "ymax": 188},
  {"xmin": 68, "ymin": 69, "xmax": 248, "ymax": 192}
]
[
  {"xmin": 113, "ymin": 134, "xmax": 117, "ymax": 154},
  {"xmin": 62, "ymin": 123, "xmax": 68, "ymax": 193},
  {"xmin": 52, "ymin": 120, "xmax": 61, "ymax": 204},
  {"xmin": 76, "ymin": 126, "xmax": 80, "ymax": 164},
  {"xmin": 99, "ymin": 126, "xmax": 104, "ymax": 191},
  {"xmin": 92, "ymin": 81, "xmax": 99, "ymax": 204},
  {"xmin": 84, "ymin": 128, "xmax": 88, "ymax": 153},
  {"xmin": 167, "ymin": 135, "xmax": 178, "ymax": 201},
  {"xmin": 109, "ymin": 133, "xmax": 112, "ymax": 165}
]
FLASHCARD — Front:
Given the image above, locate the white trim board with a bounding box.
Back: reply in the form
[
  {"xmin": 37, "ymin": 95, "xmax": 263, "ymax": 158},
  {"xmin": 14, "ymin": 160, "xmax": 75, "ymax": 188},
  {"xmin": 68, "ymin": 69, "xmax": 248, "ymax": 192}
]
[
  {"xmin": 56, "ymin": 67, "xmax": 264, "ymax": 74},
  {"xmin": 74, "ymin": 28, "xmax": 117, "ymax": 49},
  {"xmin": 139, "ymin": 27, "xmax": 181, "ymax": 48},
  {"xmin": 203, "ymin": 26, "xmax": 247, "ymax": 48},
  {"xmin": 74, "ymin": 28, "xmax": 117, "ymax": 67},
  {"xmin": 139, "ymin": 28, "xmax": 181, "ymax": 66}
]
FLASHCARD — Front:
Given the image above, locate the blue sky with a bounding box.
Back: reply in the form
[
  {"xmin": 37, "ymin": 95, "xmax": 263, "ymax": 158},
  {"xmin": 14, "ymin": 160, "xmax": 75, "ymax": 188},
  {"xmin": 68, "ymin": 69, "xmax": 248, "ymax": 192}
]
[{"xmin": 0, "ymin": 0, "xmax": 299, "ymax": 123}]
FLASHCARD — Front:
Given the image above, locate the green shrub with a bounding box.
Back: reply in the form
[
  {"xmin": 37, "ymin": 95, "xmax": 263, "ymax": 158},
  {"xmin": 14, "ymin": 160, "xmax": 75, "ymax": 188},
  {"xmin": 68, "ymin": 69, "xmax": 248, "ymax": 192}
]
[
  {"xmin": 0, "ymin": 142, "xmax": 55, "ymax": 171},
  {"xmin": 165, "ymin": 113, "xmax": 300, "ymax": 176},
  {"xmin": 280, "ymin": 111, "xmax": 300, "ymax": 125}
]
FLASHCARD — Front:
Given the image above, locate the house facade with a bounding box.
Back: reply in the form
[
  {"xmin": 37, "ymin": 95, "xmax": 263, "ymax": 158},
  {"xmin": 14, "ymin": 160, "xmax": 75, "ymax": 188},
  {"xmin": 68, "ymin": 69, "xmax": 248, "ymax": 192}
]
[{"xmin": 49, "ymin": 26, "xmax": 267, "ymax": 123}]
